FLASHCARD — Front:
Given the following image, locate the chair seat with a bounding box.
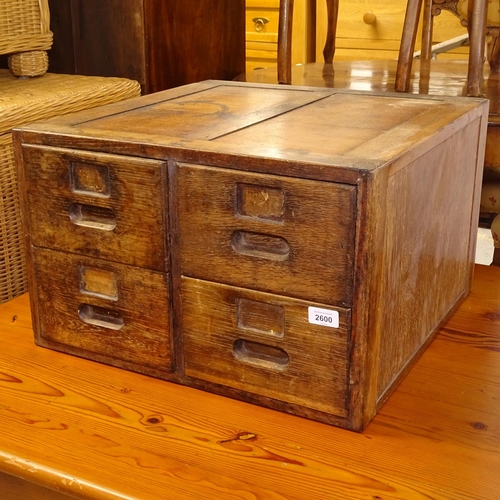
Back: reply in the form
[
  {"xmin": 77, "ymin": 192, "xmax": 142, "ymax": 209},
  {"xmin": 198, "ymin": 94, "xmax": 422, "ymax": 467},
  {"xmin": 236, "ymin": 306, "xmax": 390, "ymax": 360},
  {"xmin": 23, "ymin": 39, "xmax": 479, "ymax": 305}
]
[
  {"xmin": 0, "ymin": 70, "xmax": 141, "ymax": 134},
  {"xmin": 0, "ymin": 69, "xmax": 141, "ymax": 303}
]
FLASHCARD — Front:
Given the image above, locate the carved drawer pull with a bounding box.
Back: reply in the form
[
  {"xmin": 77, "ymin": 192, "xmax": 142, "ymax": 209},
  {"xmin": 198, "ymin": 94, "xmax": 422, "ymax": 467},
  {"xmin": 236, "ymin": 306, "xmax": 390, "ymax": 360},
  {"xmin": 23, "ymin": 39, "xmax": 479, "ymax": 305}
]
[
  {"xmin": 363, "ymin": 11, "xmax": 377, "ymax": 25},
  {"xmin": 252, "ymin": 17, "xmax": 269, "ymax": 32}
]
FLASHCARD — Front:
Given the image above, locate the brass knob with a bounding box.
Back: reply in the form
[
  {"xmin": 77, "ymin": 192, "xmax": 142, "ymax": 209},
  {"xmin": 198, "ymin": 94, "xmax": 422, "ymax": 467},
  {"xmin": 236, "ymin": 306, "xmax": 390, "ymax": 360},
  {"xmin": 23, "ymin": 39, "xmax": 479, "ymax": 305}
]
[
  {"xmin": 252, "ymin": 17, "xmax": 269, "ymax": 32},
  {"xmin": 363, "ymin": 11, "xmax": 377, "ymax": 25}
]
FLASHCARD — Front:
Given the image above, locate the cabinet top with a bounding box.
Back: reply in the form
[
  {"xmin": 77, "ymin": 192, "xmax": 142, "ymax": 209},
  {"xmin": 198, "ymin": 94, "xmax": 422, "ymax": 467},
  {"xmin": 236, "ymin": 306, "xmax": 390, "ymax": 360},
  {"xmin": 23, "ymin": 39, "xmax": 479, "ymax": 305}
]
[{"xmin": 15, "ymin": 80, "xmax": 488, "ymax": 181}]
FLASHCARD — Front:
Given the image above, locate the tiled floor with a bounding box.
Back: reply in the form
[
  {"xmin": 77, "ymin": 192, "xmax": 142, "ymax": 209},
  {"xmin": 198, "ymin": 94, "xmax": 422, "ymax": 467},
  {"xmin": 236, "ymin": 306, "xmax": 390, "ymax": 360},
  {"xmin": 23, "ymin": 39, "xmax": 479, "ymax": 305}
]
[{"xmin": 476, "ymin": 227, "xmax": 494, "ymax": 265}]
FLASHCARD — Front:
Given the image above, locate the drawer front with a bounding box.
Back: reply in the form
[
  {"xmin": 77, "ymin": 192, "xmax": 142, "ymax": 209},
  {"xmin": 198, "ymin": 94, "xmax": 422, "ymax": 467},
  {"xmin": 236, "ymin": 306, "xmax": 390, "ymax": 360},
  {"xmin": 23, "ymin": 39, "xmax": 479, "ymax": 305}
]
[
  {"xmin": 246, "ymin": 0, "xmax": 279, "ymax": 37},
  {"xmin": 329, "ymin": 0, "xmax": 408, "ymax": 43},
  {"xmin": 245, "ymin": 0, "xmax": 309, "ymax": 67},
  {"xmin": 22, "ymin": 145, "xmax": 168, "ymax": 271},
  {"xmin": 245, "ymin": 40, "xmax": 278, "ymax": 71},
  {"xmin": 182, "ymin": 278, "xmax": 350, "ymax": 416},
  {"xmin": 32, "ymin": 247, "xmax": 173, "ymax": 370},
  {"xmin": 246, "ymin": 9, "xmax": 279, "ymax": 43},
  {"xmin": 317, "ymin": 1, "xmax": 468, "ymax": 61},
  {"xmin": 177, "ymin": 164, "xmax": 356, "ymax": 306}
]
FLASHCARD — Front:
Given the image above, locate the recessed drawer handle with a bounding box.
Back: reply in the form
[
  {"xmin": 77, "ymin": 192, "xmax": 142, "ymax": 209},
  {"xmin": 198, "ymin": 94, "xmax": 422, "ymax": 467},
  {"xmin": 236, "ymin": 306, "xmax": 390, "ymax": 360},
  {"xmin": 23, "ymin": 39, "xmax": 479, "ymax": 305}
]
[
  {"xmin": 69, "ymin": 203, "xmax": 117, "ymax": 231},
  {"xmin": 233, "ymin": 339, "xmax": 289, "ymax": 370},
  {"xmin": 78, "ymin": 303, "xmax": 124, "ymax": 330},
  {"xmin": 231, "ymin": 231, "xmax": 290, "ymax": 261}
]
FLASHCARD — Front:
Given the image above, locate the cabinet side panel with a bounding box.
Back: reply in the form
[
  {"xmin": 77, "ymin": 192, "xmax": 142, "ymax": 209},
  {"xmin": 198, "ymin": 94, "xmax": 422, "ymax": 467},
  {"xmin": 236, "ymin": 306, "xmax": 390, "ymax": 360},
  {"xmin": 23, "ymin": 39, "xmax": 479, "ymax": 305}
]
[
  {"xmin": 68, "ymin": 0, "xmax": 146, "ymax": 88},
  {"xmin": 377, "ymin": 118, "xmax": 482, "ymax": 398},
  {"xmin": 144, "ymin": 0, "xmax": 245, "ymax": 93}
]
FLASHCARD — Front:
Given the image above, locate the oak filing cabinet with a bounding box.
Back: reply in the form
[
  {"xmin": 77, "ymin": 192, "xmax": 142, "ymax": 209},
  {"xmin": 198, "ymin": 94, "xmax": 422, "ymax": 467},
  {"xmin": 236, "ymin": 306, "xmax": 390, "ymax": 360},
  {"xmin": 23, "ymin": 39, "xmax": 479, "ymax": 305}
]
[{"xmin": 15, "ymin": 81, "xmax": 488, "ymax": 431}]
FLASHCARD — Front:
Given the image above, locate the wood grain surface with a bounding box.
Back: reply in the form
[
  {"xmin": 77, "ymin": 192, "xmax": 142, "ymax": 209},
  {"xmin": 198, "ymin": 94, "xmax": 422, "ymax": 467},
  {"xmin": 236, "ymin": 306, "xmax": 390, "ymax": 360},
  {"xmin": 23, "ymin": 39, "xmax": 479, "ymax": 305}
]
[
  {"xmin": 32, "ymin": 247, "xmax": 173, "ymax": 373},
  {"xmin": 21, "ymin": 145, "xmax": 169, "ymax": 271},
  {"xmin": 0, "ymin": 264, "xmax": 499, "ymax": 499},
  {"xmin": 47, "ymin": 0, "xmax": 246, "ymax": 94},
  {"xmin": 177, "ymin": 163, "xmax": 357, "ymax": 305},
  {"xmin": 181, "ymin": 277, "xmax": 350, "ymax": 416}
]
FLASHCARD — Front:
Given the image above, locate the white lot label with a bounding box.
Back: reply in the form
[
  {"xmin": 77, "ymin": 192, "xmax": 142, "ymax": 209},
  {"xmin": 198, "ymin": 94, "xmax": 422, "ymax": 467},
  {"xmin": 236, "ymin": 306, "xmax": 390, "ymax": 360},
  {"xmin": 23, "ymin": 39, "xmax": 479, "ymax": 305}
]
[{"xmin": 308, "ymin": 307, "xmax": 339, "ymax": 328}]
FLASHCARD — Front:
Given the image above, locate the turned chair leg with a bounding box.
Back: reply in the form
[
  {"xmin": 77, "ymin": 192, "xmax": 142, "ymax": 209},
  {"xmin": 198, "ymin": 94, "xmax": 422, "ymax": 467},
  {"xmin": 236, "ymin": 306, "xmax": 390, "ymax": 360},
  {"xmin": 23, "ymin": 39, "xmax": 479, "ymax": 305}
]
[
  {"xmin": 278, "ymin": 0, "xmax": 294, "ymax": 84},
  {"xmin": 492, "ymin": 247, "xmax": 500, "ymax": 266},
  {"xmin": 323, "ymin": 0, "xmax": 340, "ymax": 63},
  {"xmin": 278, "ymin": 0, "xmax": 340, "ymax": 84},
  {"xmin": 395, "ymin": 0, "xmax": 423, "ymax": 92},
  {"xmin": 466, "ymin": 0, "xmax": 488, "ymax": 96},
  {"xmin": 396, "ymin": 0, "xmax": 488, "ymax": 96},
  {"xmin": 489, "ymin": 31, "xmax": 500, "ymax": 73},
  {"xmin": 420, "ymin": 0, "xmax": 434, "ymax": 62},
  {"xmin": 491, "ymin": 213, "xmax": 500, "ymax": 266}
]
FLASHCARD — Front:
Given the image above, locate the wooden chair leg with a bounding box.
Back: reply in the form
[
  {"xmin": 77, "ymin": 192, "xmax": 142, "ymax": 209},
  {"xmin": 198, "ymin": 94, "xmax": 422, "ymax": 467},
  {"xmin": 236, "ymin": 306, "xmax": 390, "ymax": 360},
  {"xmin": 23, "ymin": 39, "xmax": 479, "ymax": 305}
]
[
  {"xmin": 466, "ymin": 0, "xmax": 488, "ymax": 96},
  {"xmin": 420, "ymin": 0, "xmax": 434, "ymax": 62},
  {"xmin": 395, "ymin": 0, "xmax": 424, "ymax": 92},
  {"xmin": 323, "ymin": 0, "xmax": 340, "ymax": 63},
  {"xmin": 278, "ymin": 0, "xmax": 294, "ymax": 84},
  {"xmin": 492, "ymin": 247, "xmax": 500, "ymax": 266},
  {"xmin": 418, "ymin": 0, "xmax": 434, "ymax": 94},
  {"xmin": 488, "ymin": 28, "xmax": 500, "ymax": 73}
]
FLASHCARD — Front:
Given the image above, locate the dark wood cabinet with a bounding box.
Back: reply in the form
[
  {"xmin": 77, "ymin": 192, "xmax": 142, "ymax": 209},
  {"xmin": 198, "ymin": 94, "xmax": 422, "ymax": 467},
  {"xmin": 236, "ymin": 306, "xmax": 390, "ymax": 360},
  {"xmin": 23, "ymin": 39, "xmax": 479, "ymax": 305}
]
[{"xmin": 48, "ymin": 0, "xmax": 245, "ymax": 94}]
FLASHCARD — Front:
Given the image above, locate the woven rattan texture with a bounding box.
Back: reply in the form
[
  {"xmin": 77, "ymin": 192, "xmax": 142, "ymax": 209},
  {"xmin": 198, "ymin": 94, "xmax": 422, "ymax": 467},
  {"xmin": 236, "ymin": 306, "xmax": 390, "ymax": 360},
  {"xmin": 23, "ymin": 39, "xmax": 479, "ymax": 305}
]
[
  {"xmin": 0, "ymin": 136, "xmax": 26, "ymax": 303},
  {"xmin": 0, "ymin": 0, "xmax": 53, "ymax": 76},
  {"xmin": 9, "ymin": 50, "xmax": 49, "ymax": 77},
  {"xmin": 0, "ymin": 69, "xmax": 141, "ymax": 303}
]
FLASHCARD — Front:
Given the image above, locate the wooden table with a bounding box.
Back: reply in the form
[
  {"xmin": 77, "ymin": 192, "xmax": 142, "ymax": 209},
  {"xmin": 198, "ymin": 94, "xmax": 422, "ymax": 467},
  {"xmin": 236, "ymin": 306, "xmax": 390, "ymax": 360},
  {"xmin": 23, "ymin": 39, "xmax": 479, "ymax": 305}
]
[{"xmin": 1, "ymin": 264, "xmax": 499, "ymax": 499}]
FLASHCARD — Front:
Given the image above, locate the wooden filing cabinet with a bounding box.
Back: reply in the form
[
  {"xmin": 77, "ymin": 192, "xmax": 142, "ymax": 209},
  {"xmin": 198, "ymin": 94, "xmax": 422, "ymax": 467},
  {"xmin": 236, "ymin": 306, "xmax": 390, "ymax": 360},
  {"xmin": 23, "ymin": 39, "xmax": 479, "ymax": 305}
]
[{"xmin": 15, "ymin": 81, "xmax": 488, "ymax": 431}]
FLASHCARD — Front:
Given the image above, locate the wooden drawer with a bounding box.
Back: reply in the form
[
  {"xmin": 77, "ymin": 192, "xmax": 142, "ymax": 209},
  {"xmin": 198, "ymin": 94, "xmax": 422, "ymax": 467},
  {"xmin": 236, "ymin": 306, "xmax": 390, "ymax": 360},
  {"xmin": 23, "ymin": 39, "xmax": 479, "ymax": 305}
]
[
  {"xmin": 21, "ymin": 145, "xmax": 168, "ymax": 271},
  {"xmin": 182, "ymin": 277, "xmax": 350, "ymax": 416},
  {"xmin": 316, "ymin": 0, "xmax": 468, "ymax": 61},
  {"xmin": 177, "ymin": 163, "xmax": 357, "ymax": 306},
  {"xmin": 245, "ymin": 40, "xmax": 278, "ymax": 69},
  {"xmin": 246, "ymin": 1, "xmax": 279, "ymax": 41},
  {"xmin": 32, "ymin": 247, "xmax": 173, "ymax": 371},
  {"xmin": 245, "ymin": 0, "xmax": 311, "ymax": 70}
]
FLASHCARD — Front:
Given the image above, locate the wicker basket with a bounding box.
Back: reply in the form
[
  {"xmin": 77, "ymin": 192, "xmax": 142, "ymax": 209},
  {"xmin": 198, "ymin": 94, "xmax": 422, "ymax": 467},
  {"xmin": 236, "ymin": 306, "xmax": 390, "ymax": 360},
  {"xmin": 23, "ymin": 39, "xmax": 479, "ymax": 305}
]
[
  {"xmin": 0, "ymin": 69, "xmax": 141, "ymax": 303},
  {"xmin": 0, "ymin": 0, "xmax": 53, "ymax": 77}
]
